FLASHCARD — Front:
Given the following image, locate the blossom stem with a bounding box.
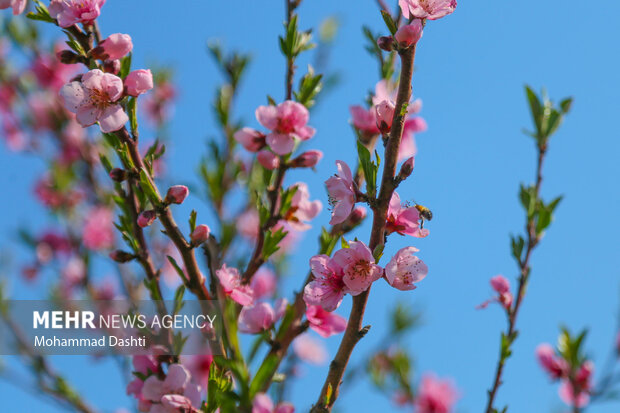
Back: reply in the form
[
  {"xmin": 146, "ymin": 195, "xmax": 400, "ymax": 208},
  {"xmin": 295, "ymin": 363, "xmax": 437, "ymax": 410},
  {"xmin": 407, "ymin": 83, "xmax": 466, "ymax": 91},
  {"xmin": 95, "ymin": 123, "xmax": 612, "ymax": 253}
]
[
  {"xmin": 484, "ymin": 146, "xmax": 547, "ymax": 413},
  {"xmin": 311, "ymin": 44, "xmax": 418, "ymax": 412}
]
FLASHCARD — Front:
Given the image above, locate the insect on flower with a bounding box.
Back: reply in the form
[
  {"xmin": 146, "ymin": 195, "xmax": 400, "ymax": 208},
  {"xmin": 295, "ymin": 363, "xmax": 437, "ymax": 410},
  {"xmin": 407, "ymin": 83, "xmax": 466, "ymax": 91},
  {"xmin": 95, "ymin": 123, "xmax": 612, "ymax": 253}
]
[{"xmin": 414, "ymin": 204, "xmax": 433, "ymax": 228}]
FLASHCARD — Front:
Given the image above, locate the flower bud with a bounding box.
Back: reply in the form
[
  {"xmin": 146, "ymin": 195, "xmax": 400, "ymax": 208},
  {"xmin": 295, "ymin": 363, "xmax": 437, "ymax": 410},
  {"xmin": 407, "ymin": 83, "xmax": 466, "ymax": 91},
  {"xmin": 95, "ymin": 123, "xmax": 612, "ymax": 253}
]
[
  {"xmin": 165, "ymin": 185, "xmax": 189, "ymax": 205},
  {"xmin": 125, "ymin": 69, "xmax": 154, "ymax": 97},
  {"xmin": 109, "ymin": 168, "xmax": 127, "ymax": 182},
  {"xmin": 57, "ymin": 50, "xmax": 80, "ymax": 65},
  {"xmin": 257, "ymin": 150, "xmax": 279, "ymax": 170},
  {"xmin": 398, "ymin": 157, "xmax": 415, "ymax": 180},
  {"xmin": 190, "ymin": 224, "xmax": 210, "ymax": 246},
  {"xmin": 109, "ymin": 250, "xmax": 136, "ymax": 263},
  {"xmin": 103, "ymin": 59, "xmax": 121, "ymax": 75},
  {"xmin": 394, "ymin": 20, "xmax": 423, "ymax": 47},
  {"xmin": 234, "ymin": 127, "xmax": 266, "ymax": 152},
  {"xmin": 375, "ymin": 100, "xmax": 395, "ymax": 134},
  {"xmin": 377, "ymin": 36, "xmax": 394, "ymax": 52},
  {"xmin": 137, "ymin": 210, "xmax": 157, "ymax": 228},
  {"xmin": 290, "ymin": 150, "xmax": 323, "ymax": 168},
  {"xmin": 94, "ymin": 33, "xmax": 133, "ymax": 60},
  {"xmin": 350, "ymin": 206, "xmax": 367, "ymax": 225}
]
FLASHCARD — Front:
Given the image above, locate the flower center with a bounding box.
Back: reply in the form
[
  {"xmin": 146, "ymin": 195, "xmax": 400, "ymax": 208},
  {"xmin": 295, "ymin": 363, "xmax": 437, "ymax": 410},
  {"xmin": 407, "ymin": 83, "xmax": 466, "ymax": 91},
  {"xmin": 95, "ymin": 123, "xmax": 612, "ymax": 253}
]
[{"xmin": 88, "ymin": 88, "xmax": 110, "ymax": 110}]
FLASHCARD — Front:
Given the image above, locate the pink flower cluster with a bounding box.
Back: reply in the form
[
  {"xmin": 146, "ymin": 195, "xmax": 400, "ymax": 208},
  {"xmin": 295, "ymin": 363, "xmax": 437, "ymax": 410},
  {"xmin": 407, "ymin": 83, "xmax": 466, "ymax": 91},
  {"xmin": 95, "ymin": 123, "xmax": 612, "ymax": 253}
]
[
  {"xmin": 399, "ymin": 0, "xmax": 457, "ymax": 20},
  {"xmin": 235, "ymin": 100, "xmax": 315, "ymax": 156},
  {"xmin": 350, "ymin": 80, "xmax": 426, "ymax": 161},
  {"xmin": 59, "ymin": 68, "xmax": 153, "ymax": 133},
  {"xmin": 304, "ymin": 241, "xmax": 428, "ymax": 312},
  {"xmin": 49, "ymin": 0, "xmax": 106, "ymax": 28},
  {"xmin": 386, "ymin": 192, "xmax": 429, "ymax": 238},
  {"xmin": 414, "ymin": 374, "xmax": 459, "ymax": 413},
  {"xmin": 536, "ymin": 344, "xmax": 594, "ymax": 408},
  {"xmin": 127, "ymin": 358, "xmax": 202, "ymax": 413}
]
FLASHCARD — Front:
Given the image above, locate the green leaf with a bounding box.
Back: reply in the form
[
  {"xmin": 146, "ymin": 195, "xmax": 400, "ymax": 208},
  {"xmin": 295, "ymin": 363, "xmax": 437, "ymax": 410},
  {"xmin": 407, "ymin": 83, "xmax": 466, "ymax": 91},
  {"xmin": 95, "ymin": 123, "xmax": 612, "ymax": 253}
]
[
  {"xmin": 189, "ymin": 210, "xmax": 197, "ymax": 233},
  {"xmin": 119, "ymin": 54, "xmax": 132, "ymax": 79},
  {"xmin": 139, "ymin": 169, "xmax": 160, "ymax": 204},
  {"xmin": 380, "ymin": 10, "xmax": 398, "ymax": 36},
  {"xmin": 372, "ymin": 244, "xmax": 385, "ymax": 263},
  {"xmin": 127, "ymin": 97, "xmax": 138, "ymax": 135},
  {"xmin": 167, "ymin": 256, "xmax": 186, "ymax": 281},
  {"xmin": 173, "ymin": 285, "xmax": 185, "ymax": 315},
  {"xmin": 357, "ymin": 140, "xmax": 377, "ymax": 197},
  {"xmin": 249, "ymin": 354, "xmax": 279, "ymax": 398},
  {"xmin": 262, "ymin": 227, "xmax": 288, "ymax": 260}
]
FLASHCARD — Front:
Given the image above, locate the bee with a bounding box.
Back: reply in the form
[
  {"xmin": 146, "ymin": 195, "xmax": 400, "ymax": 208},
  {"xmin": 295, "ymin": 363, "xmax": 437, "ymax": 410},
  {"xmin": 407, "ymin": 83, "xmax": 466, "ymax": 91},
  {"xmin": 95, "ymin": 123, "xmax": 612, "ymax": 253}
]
[{"xmin": 414, "ymin": 204, "xmax": 433, "ymax": 228}]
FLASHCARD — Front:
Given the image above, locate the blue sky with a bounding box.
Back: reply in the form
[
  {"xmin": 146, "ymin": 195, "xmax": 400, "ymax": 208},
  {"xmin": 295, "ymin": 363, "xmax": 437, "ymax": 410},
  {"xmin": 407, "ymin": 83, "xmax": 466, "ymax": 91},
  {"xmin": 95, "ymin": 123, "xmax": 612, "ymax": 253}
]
[{"xmin": 1, "ymin": 1, "xmax": 620, "ymax": 412}]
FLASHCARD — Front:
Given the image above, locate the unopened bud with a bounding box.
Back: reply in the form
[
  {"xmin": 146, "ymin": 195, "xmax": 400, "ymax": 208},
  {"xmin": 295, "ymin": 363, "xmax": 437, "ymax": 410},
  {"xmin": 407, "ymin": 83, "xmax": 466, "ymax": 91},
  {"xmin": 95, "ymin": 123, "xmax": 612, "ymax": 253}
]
[
  {"xmin": 109, "ymin": 168, "xmax": 127, "ymax": 182},
  {"xmin": 398, "ymin": 157, "xmax": 415, "ymax": 180},
  {"xmin": 377, "ymin": 36, "xmax": 394, "ymax": 52},
  {"xmin": 290, "ymin": 150, "xmax": 323, "ymax": 168},
  {"xmin": 375, "ymin": 100, "xmax": 395, "ymax": 135},
  {"xmin": 137, "ymin": 210, "xmax": 157, "ymax": 228},
  {"xmin": 109, "ymin": 250, "xmax": 136, "ymax": 263},
  {"xmin": 103, "ymin": 59, "xmax": 121, "ymax": 75},
  {"xmin": 57, "ymin": 50, "xmax": 80, "ymax": 65},
  {"xmin": 350, "ymin": 206, "xmax": 367, "ymax": 225},
  {"xmin": 190, "ymin": 224, "xmax": 210, "ymax": 246},
  {"xmin": 394, "ymin": 20, "xmax": 423, "ymax": 47},
  {"xmin": 257, "ymin": 150, "xmax": 279, "ymax": 170},
  {"xmin": 165, "ymin": 185, "xmax": 189, "ymax": 205}
]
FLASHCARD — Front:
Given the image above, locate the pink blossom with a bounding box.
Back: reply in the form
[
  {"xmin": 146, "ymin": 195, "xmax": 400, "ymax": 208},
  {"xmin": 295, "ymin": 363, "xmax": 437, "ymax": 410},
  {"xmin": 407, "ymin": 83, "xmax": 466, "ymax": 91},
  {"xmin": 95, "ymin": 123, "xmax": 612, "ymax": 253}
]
[
  {"xmin": 284, "ymin": 182, "xmax": 322, "ymax": 230},
  {"xmin": 141, "ymin": 364, "xmax": 201, "ymax": 411},
  {"xmin": 559, "ymin": 380, "xmax": 590, "ymax": 409},
  {"xmin": 215, "ymin": 264, "xmax": 254, "ymax": 306},
  {"xmin": 165, "ymin": 185, "xmax": 189, "ymax": 204},
  {"xmin": 159, "ymin": 394, "xmax": 199, "ymax": 413},
  {"xmin": 332, "ymin": 241, "xmax": 382, "ymax": 295},
  {"xmin": 95, "ymin": 33, "xmax": 133, "ymax": 60},
  {"xmin": 290, "ymin": 150, "xmax": 323, "ymax": 168},
  {"xmin": 31, "ymin": 48, "xmax": 78, "ymax": 91},
  {"xmin": 304, "ymin": 254, "xmax": 347, "ymax": 312},
  {"xmin": 414, "ymin": 374, "xmax": 459, "ymax": 413},
  {"xmin": 255, "ymin": 100, "xmax": 315, "ymax": 155},
  {"xmin": 293, "ymin": 333, "xmax": 328, "ymax": 365},
  {"xmin": 61, "ymin": 257, "xmax": 86, "ymax": 286},
  {"xmin": 251, "ymin": 268, "xmax": 277, "ymax": 300},
  {"xmin": 478, "ymin": 275, "xmax": 513, "ymax": 310},
  {"xmin": 237, "ymin": 209, "xmax": 260, "ymax": 240},
  {"xmin": 125, "ymin": 69, "xmax": 153, "ymax": 97},
  {"xmin": 60, "ymin": 69, "xmax": 128, "ymax": 133},
  {"xmin": 386, "ymin": 192, "xmax": 429, "ymax": 237},
  {"xmin": 350, "ymin": 105, "xmax": 379, "ymax": 136},
  {"xmin": 0, "ymin": 0, "xmax": 27, "ymax": 15},
  {"xmin": 398, "ymin": 116, "xmax": 427, "ymax": 161},
  {"xmin": 133, "ymin": 355, "xmax": 158, "ymax": 376},
  {"xmin": 385, "ymin": 246, "xmax": 428, "ymax": 291},
  {"xmin": 375, "ymin": 100, "xmax": 395, "ymax": 134},
  {"xmin": 190, "ymin": 224, "xmax": 210, "ymax": 245},
  {"xmin": 399, "ymin": 0, "xmax": 457, "ymax": 20},
  {"xmin": 234, "ymin": 127, "xmax": 266, "ymax": 152},
  {"xmin": 49, "ymin": 0, "xmax": 106, "ymax": 28},
  {"xmin": 83, "ymin": 207, "xmax": 114, "ymax": 250},
  {"xmin": 257, "ymin": 149, "xmax": 280, "ymax": 170},
  {"xmin": 238, "ymin": 300, "xmax": 287, "ymax": 334},
  {"xmin": 325, "ymin": 160, "xmax": 357, "ymax": 225},
  {"xmin": 535, "ymin": 344, "xmax": 568, "ymax": 380},
  {"xmin": 252, "ymin": 393, "xmax": 295, "ymax": 413},
  {"xmin": 395, "ymin": 20, "xmax": 424, "ymax": 46},
  {"xmin": 184, "ymin": 354, "xmax": 213, "ymax": 389},
  {"xmin": 138, "ymin": 210, "xmax": 157, "ymax": 228},
  {"xmin": 306, "ymin": 305, "xmax": 346, "ymax": 338}
]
